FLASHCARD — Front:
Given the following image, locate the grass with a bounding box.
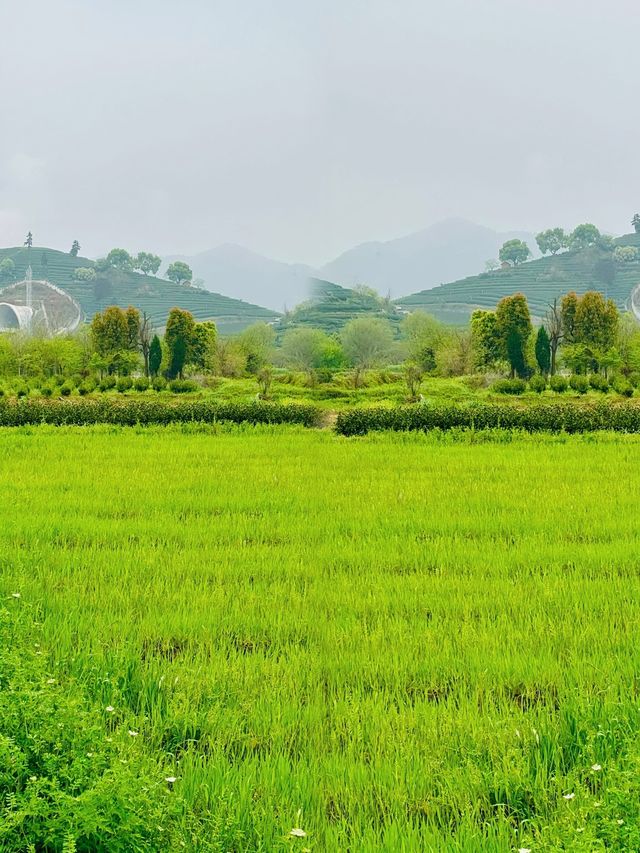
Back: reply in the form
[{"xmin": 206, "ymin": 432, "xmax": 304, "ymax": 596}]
[{"xmin": 2, "ymin": 425, "xmax": 640, "ymax": 850}]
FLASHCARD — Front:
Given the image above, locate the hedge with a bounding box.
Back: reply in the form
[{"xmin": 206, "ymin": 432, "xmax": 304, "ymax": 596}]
[
  {"xmin": 335, "ymin": 401, "xmax": 640, "ymax": 436},
  {"xmin": 0, "ymin": 398, "xmax": 323, "ymax": 428}
]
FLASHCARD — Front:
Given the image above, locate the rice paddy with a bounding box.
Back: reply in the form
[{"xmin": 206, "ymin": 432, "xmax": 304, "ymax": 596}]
[{"xmin": 2, "ymin": 424, "xmax": 640, "ymax": 851}]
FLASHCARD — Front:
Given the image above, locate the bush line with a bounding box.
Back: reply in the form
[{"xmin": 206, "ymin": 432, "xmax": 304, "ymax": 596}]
[
  {"xmin": 0, "ymin": 398, "xmax": 323, "ymax": 428},
  {"xmin": 335, "ymin": 400, "xmax": 640, "ymax": 436}
]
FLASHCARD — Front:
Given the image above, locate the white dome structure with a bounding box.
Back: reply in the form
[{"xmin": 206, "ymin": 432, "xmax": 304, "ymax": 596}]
[
  {"xmin": 0, "ymin": 267, "xmax": 82, "ymax": 335},
  {"xmin": 0, "ymin": 302, "xmax": 33, "ymax": 330}
]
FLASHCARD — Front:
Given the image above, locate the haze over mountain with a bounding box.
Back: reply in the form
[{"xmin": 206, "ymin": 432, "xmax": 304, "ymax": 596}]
[
  {"xmin": 167, "ymin": 219, "xmax": 538, "ymax": 309},
  {"xmin": 318, "ymin": 219, "xmax": 538, "ymax": 298}
]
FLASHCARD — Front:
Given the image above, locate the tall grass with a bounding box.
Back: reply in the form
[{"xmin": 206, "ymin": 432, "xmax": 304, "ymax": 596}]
[{"xmin": 2, "ymin": 425, "xmax": 640, "ymax": 850}]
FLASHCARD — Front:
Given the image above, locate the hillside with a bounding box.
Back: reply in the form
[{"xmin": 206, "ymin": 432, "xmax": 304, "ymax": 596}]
[
  {"xmin": 319, "ymin": 219, "xmax": 538, "ymax": 297},
  {"xmin": 163, "ymin": 244, "xmax": 313, "ymax": 312},
  {"xmin": 279, "ymin": 278, "xmax": 402, "ymax": 334},
  {"xmin": 0, "ymin": 247, "xmax": 278, "ymax": 333},
  {"xmin": 397, "ymin": 234, "xmax": 640, "ymax": 323}
]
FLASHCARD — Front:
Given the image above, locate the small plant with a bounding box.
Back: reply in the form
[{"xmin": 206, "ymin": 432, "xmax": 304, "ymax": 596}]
[
  {"xmin": 59, "ymin": 382, "xmax": 73, "ymax": 397},
  {"xmin": 492, "ymin": 378, "xmax": 526, "ymax": 395},
  {"xmin": 134, "ymin": 377, "xmax": 150, "ymax": 392},
  {"xmin": 528, "ymin": 374, "xmax": 546, "ymax": 393},
  {"xmin": 589, "ymin": 373, "xmax": 609, "ymax": 392},
  {"xmin": 98, "ymin": 375, "xmax": 117, "ymax": 392},
  {"xmin": 168, "ymin": 379, "xmax": 199, "ymax": 394},
  {"xmin": 256, "ymin": 367, "xmax": 273, "ymax": 399},
  {"xmin": 152, "ymin": 376, "xmax": 167, "ymax": 392},
  {"xmin": 404, "ymin": 363, "xmax": 424, "ymax": 401},
  {"xmin": 612, "ymin": 375, "xmax": 634, "ymax": 397},
  {"xmin": 116, "ymin": 377, "xmax": 133, "ymax": 393},
  {"xmin": 569, "ymin": 374, "xmax": 589, "ymax": 394},
  {"xmin": 550, "ymin": 374, "xmax": 568, "ymax": 393}
]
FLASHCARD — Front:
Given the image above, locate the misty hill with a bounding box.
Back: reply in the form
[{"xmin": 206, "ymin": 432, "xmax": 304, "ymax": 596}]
[
  {"xmin": 279, "ymin": 278, "xmax": 403, "ymax": 334},
  {"xmin": 397, "ymin": 234, "xmax": 640, "ymax": 324},
  {"xmin": 0, "ymin": 247, "xmax": 278, "ymax": 334},
  {"xmin": 319, "ymin": 219, "xmax": 538, "ymax": 297},
  {"xmin": 163, "ymin": 244, "xmax": 313, "ymax": 313}
]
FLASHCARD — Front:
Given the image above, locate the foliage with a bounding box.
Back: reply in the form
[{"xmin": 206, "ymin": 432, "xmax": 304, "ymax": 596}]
[
  {"xmin": 72, "ymin": 267, "xmax": 97, "ymax": 282},
  {"xmin": 165, "ymin": 308, "xmax": 195, "ymax": 379},
  {"xmin": 470, "ymin": 310, "xmax": 501, "ymax": 371},
  {"xmin": 495, "ymin": 293, "xmax": 532, "ymax": 378},
  {"xmin": 149, "ymin": 335, "xmax": 162, "ymax": 377},
  {"xmin": 633, "ymin": 213, "xmax": 640, "ymax": 234},
  {"xmin": 569, "ymin": 374, "xmax": 589, "ymax": 394},
  {"xmin": 402, "ymin": 310, "xmax": 446, "ymax": 373},
  {"xmin": 167, "ymin": 379, "xmax": 199, "ymax": 393},
  {"xmin": 550, "ymin": 374, "xmax": 568, "ymax": 392},
  {"xmin": 280, "ymin": 327, "xmax": 329, "ymax": 377},
  {"xmin": 535, "ymin": 325, "xmax": 551, "ymax": 375},
  {"xmin": 529, "ymin": 374, "xmax": 547, "ymax": 393},
  {"xmin": 498, "ymin": 238, "xmax": 531, "ymax": 266},
  {"xmin": 570, "ymin": 223, "xmax": 601, "ymax": 250},
  {"xmin": 135, "ymin": 252, "xmax": 161, "ymax": 276},
  {"xmin": 69, "ymin": 239, "xmax": 80, "ymax": 257},
  {"xmin": 237, "ymin": 322, "xmax": 276, "ymax": 374},
  {"xmin": 491, "ymin": 378, "xmax": 526, "ymax": 395},
  {"xmin": 614, "ymin": 245, "xmax": 638, "ymax": 264},
  {"xmin": 0, "ymin": 258, "xmax": 16, "ymax": 281},
  {"xmin": 165, "ymin": 261, "xmax": 193, "ymax": 286},
  {"xmin": 105, "ymin": 248, "xmax": 134, "ymax": 271},
  {"xmin": 536, "ymin": 227, "xmax": 567, "ymax": 255},
  {"xmin": 340, "ymin": 317, "xmax": 394, "ymax": 374}
]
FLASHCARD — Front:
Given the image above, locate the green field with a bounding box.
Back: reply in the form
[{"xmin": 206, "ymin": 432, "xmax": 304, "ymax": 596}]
[{"xmin": 2, "ymin": 425, "xmax": 640, "ymax": 850}]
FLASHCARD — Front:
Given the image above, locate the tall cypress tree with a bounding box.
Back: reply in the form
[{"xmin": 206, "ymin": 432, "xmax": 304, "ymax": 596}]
[{"xmin": 535, "ymin": 326, "xmax": 551, "ymax": 375}]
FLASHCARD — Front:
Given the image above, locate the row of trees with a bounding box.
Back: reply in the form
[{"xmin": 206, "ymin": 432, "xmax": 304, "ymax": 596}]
[
  {"xmin": 472, "ymin": 289, "xmax": 625, "ymax": 379},
  {"xmin": 96, "ymin": 249, "xmax": 193, "ymax": 285}
]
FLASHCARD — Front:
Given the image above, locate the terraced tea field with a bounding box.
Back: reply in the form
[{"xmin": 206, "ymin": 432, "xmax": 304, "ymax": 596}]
[{"xmin": 2, "ymin": 425, "xmax": 640, "ymax": 851}]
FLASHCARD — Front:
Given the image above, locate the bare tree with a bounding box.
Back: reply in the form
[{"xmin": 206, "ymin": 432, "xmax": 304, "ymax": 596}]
[
  {"xmin": 138, "ymin": 311, "xmax": 153, "ymax": 377},
  {"xmin": 545, "ymin": 298, "xmax": 563, "ymax": 376}
]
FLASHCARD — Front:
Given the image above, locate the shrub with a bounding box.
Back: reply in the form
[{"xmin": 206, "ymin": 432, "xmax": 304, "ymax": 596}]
[
  {"xmin": 335, "ymin": 400, "xmax": 640, "ymax": 437},
  {"xmin": 612, "ymin": 376, "xmax": 634, "ymax": 397},
  {"xmin": 78, "ymin": 380, "xmax": 96, "ymax": 396},
  {"xmin": 528, "ymin": 375, "xmax": 546, "ymax": 393},
  {"xmin": 59, "ymin": 382, "xmax": 73, "ymax": 397},
  {"xmin": 569, "ymin": 374, "xmax": 589, "ymax": 394},
  {"xmin": 492, "ymin": 378, "xmax": 527, "ymax": 395},
  {"xmin": 14, "ymin": 384, "xmax": 28, "ymax": 398},
  {"xmin": 134, "ymin": 377, "xmax": 150, "ymax": 392},
  {"xmin": 0, "ymin": 398, "xmax": 323, "ymax": 428},
  {"xmin": 550, "ymin": 375, "xmax": 568, "ymax": 393},
  {"xmin": 40, "ymin": 383, "xmax": 54, "ymax": 398},
  {"xmin": 116, "ymin": 377, "xmax": 133, "ymax": 393},
  {"xmin": 589, "ymin": 373, "xmax": 609, "ymax": 392},
  {"xmin": 98, "ymin": 375, "xmax": 117, "ymax": 392},
  {"xmin": 152, "ymin": 376, "xmax": 167, "ymax": 392},
  {"xmin": 168, "ymin": 379, "xmax": 199, "ymax": 394}
]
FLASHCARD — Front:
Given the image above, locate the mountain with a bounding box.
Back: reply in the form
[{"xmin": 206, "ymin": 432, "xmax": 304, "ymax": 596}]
[
  {"xmin": 397, "ymin": 233, "xmax": 640, "ymax": 324},
  {"xmin": 162, "ymin": 244, "xmax": 313, "ymax": 312},
  {"xmin": 0, "ymin": 246, "xmax": 278, "ymax": 334},
  {"xmin": 319, "ymin": 218, "xmax": 538, "ymax": 297}
]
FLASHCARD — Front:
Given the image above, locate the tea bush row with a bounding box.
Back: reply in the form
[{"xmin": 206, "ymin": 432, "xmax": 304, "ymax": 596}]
[
  {"xmin": 493, "ymin": 374, "xmax": 636, "ymax": 396},
  {"xmin": 0, "ymin": 398, "xmax": 323, "ymax": 428},
  {"xmin": 335, "ymin": 400, "xmax": 640, "ymax": 436}
]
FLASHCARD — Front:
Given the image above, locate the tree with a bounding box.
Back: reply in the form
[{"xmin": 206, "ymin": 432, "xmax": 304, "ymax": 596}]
[
  {"xmin": 574, "ymin": 291, "xmax": 618, "ymax": 351},
  {"xmin": 149, "ymin": 335, "xmax": 163, "ymax": 377},
  {"xmin": 138, "ymin": 312, "xmax": 153, "ymax": 377},
  {"xmin": 280, "ymin": 327, "xmax": 327, "ymax": 381},
  {"xmin": 545, "ymin": 298, "xmax": 563, "ymax": 376},
  {"xmin": 165, "ymin": 261, "xmax": 193, "ymax": 286},
  {"xmin": 164, "ymin": 308, "xmax": 195, "ymax": 378},
  {"xmin": 341, "ymin": 317, "xmax": 394, "ymax": 386},
  {"xmin": 70, "ymin": 240, "xmax": 80, "ymax": 257},
  {"xmin": 471, "ymin": 309, "xmax": 502, "ymax": 371},
  {"xmin": 106, "ymin": 248, "xmax": 134, "ymax": 271},
  {"xmin": 190, "ymin": 322, "xmax": 217, "ymax": 371},
  {"xmin": 495, "ymin": 293, "xmax": 532, "ymax": 378},
  {"xmin": 135, "ymin": 252, "xmax": 162, "ymax": 276},
  {"xmin": 0, "ymin": 258, "xmax": 16, "ymax": 282},
  {"xmin": 90, "ymin": 306, "xmax": 139, "ymax": 374},
  {"xmin": 632, "ymin": 213, "xmax": 640, "ymax": 234},
  {"xmin": 535, "ymin": 228, "xmax": 567, "ymax": 255},
  {"xmin": 535, "ymin": 325, "xmax": 551, "ymax": 375},
  {"xmin": 560, "ymin": 292, "xmax": 579, "ymax": 344},
  {"xmin": 498, "ymin": 239, "xmax": 531, "ymax": 266},
  {"xmin": 24, "ymin": 232, "xmax": 33, "ymax": 248},
  {"xmin": 569, "ymin": 223, "xmax": 601, "ymax": 250},
  {"xmin": 614, "ymin": 245, "xmax": 638, "ymax": 264},
  {"xmin": 238, "ymin": 322, "xmax": 275, "ymax": 374},
  {"xmin": 124, "ymin": 306, "xmax": 141, "ymax": 351},
  {"xmin": 72, "ymin": 267, "xmax": 97, "ymax": 282},
  {"xmin": 402, "ymin": 310, "xmax": 446, "ymax": 373},
  {"xmin": 484, "ymin": 259, "xmax": 499, "ymax": 272}
]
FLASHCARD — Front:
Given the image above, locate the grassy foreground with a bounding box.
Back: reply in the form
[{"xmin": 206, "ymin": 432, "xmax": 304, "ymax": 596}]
[{"xmin": 2, "ymin": 425, "xmax": 640, "ymax": 851}]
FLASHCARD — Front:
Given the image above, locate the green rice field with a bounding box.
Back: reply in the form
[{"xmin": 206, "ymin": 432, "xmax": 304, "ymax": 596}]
[{"xmin": 2, "ymin": 424, "xmax": 640, "ymax": 851}]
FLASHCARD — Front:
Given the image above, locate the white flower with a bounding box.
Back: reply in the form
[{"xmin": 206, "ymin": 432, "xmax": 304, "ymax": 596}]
[
  {"xmin": 11, "ymin": 592, "xmax": 20, "ymax": 599},
  {"xmin": 591, "ymin": 763, "xmax": 602, "ymax": 771},
  {"xmin": 618, "ymin": 819, "xmax": 624, "ymax": 825},
  {"xmin": 290, "ymin": 828, "xmax": 307, "ymax": 838},
  {"xmin": 128, "ymin": 730, "xmax": 138, "ymax": 737},
  {"xmin": 29, "ymin": 776, "xmax": 37, "ymax": 782},
  {"xmin": 105, "ymin": 705, "xmax": 115, "ymax": 712},
  {"xmin": 86, "ymin": 752, "xmax": 93, "ymax": 758},
  {"xmin": 518, "ymin": 848, "xmax": 531, "ymax": 853},
  {"xmin": 46, "ymin": 678, "xmax": 55, "ymax": 684},
  {"xmin": 165, "ymin": 776, "xmax": 177, "ymax": 784},
  {"xmin": 563, "ymin": 792, "xmax": 575, "ymax": 800}
]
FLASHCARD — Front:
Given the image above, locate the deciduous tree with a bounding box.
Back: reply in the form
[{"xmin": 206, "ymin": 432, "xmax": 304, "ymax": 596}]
[
  {"xmin": 499, "ymin": 239, "xmax": 531, "ymax": 266},
  {"xmin": 495, "ymin": 293, "xmax": 532, "ymax": 378},
  {"xmin": 165, "ymin": 261, "xmax": 193, "ymax": 286}
]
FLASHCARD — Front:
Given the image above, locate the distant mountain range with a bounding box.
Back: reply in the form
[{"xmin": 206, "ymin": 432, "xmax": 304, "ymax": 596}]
[{"xmin": 163, "ymin": 219, "xmax": 539, "ymax": 310}]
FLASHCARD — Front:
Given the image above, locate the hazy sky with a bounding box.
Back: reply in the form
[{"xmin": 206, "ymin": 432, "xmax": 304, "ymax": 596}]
[{"xmin": 1, "ymin": 0, "xmax": 638, "ymax": 265}]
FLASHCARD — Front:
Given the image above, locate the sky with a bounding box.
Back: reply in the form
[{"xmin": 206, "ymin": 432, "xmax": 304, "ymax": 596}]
[{"xmin": 1, "ymin": 0, "xmax": 639, "ymax": 266}]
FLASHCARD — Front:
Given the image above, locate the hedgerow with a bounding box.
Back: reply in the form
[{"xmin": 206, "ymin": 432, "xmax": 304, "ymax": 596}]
[
  {"xmin": 335, "ymin": 400, "xmax": 640, "ymax": 436},
  {"xmin": 0, "ymin": 398, "xmax": 323, "ymax": 428}
]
